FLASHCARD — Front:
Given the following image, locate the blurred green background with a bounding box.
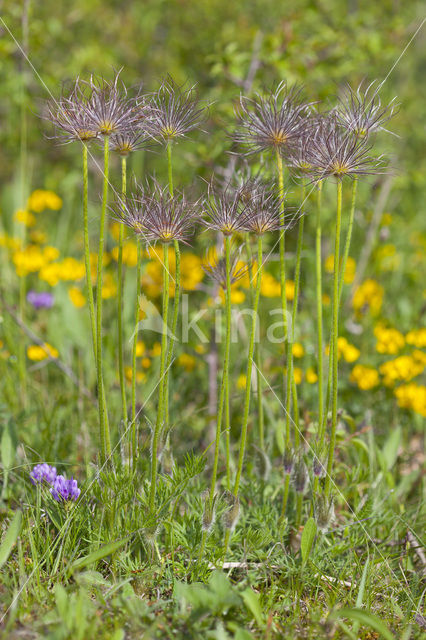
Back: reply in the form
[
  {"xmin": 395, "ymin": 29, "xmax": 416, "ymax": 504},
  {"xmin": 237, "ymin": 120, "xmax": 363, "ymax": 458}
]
[{"xmin": 0, "ymin": 0, "xmax": 425, "ymax": 203}]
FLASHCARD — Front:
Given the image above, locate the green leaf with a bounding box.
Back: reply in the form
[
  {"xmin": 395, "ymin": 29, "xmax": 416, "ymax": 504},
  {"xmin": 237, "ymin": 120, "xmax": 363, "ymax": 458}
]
[
  {"xmin": 381, "ymin": 426, "xmax": 401, "ymax": 470},
  {"xmin": 331, "ymin": 608, "xmax": 395, "ymax": 640},
  {"xmin": 241, "ymin": 587, "xmax": 265, "ymax": 628},
  {"xmin": 68, "ymin": 538, "xmax": 127, "ymax": 575},
  {"xmin": 301, "ymin": 517, "xmax": 317, "ymax": 565},
  {"xmin": 1, "ymin": 422, "xmax": 14, "ymax": 471},
  {"xmin": 0, "ymin": 510, "xmax": 22, "ymax": 569}
]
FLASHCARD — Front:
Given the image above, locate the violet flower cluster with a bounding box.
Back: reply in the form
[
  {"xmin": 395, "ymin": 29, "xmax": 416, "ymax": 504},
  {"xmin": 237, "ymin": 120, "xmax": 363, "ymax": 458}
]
[
  {"xmin": 50, "ymin": 475, "xmax": 81, "ymax": 502},
  {"xmin": 30, "ymin": 463, "xmax": 57, "ymax": 485},
  {"xmin": 30, "ymin": 463, "xmax": 80, "ymax": 502},
  {"xmin": 27, "ymin": 291, "xmax": 54, "ymax": 309}
]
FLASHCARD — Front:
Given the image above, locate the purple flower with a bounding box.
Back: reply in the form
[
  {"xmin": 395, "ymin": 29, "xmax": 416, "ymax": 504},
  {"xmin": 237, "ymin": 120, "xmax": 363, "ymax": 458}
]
[
  {"xmin": 50, "ymin": 475, "xmax": 81, "ymax": 502},
  {"xmin": 30, "ymin": 463, "xmax": 57, "ymax": 485},
  {"xmin": 27, "ymin": 291, "xmax": 54, "ymax": 309}
]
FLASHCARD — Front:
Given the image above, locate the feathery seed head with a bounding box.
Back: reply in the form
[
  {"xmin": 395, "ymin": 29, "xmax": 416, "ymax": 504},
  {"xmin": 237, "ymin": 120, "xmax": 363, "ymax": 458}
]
[
  {"xmin": 145, "ymin": 75, "xmax": 206, "ymax": 143},
  {"xmin": 240, "ymin": 181, "xmax": 300, "ymax": 235},
  {"xmin": 202, "ymin": 246, "xmax": 250, "ymax": 289},
  {"xmin": 335, "ymin": 81, "xmax": 398, "ymax": 138},
  {"xmin": 309, "ymin": 113, "xmax": 386, "ymax": 181},
  {"xmin": 45, "ymin": 78, "xmax": 99, "ymax": 143},
  {"xmin": 86, "ymin": 72, "xmax": 140, "ymax": 136},
  {"xmin": 202, "ymin": 182, "xmax": 248, "ymax": 236},
  {"xmin": 233, "ymin": 82, "xmax": 313, "ymax": 155}
]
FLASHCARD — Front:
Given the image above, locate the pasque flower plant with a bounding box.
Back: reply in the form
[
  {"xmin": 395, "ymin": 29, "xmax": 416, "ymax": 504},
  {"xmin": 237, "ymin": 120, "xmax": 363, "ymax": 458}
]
[{"xmin": 41, "ymin": 72, "xmax": 397, "ymax": 564}]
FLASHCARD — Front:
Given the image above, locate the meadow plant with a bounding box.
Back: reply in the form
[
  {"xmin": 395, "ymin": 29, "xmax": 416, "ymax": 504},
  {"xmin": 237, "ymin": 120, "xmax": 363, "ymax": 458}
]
[{"xmin": 42, "ymin": 73, "xmax": 396, "ymax": 563}]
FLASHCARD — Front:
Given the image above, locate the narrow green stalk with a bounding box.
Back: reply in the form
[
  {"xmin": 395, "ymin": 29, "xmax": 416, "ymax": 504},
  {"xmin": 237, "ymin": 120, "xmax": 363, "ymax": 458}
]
[
  {"xmin": 118, "ymin": 156, "xmax": 127, "ymax": 424},
  {"xmin": 223, "ymin": 235, "xmax": 263, "ymax": 557},
  {"xmin": 324, "ymin": 180, "xmax": 343, "ymax": 497},
  {"xmin": 198, "ymin": 234, "xmax": 232, "ymax": 563},
  {"xmin": 276, "ymin": 151, "xmax": 288, "ymax": 415},
  {"xmin": 18, "ymin": 50, "xmax": 28, "ymax": 405},
  {"xmin": 321, "ymin": 179, "xmax": 357, "ymax": 452},
  {"xmin": 315, "ymin": 181, "xmax": 324, "ymax": 436},
  {"xmin": 18, "ymin": 271, "xmax": 27, "ymax": 403},
  {"xmin": 164, "ymin": 240, "xmax": 181, "ymax": 428},
  {"xmin": 82, "ymin": 144, "xmax": 97, "ymax": 356},
  {"xmin": 289, "ymin": 187, "xmax": 305, "ymax": 436},
  {"xmin": 276, "ymin": 150, "xmax": 292, "ymax": 517},
  {"xmin": 131, "ymin": 239, "xmax": 142, "ymax": 462},
  {"xmin": 162, "ymin": 141, "xmax": 179, "ymax": 429},
  {"xmin": 96, "ymin": 136, "xmax": 111, "ymax": 461},
  {"xmin": 295, "ymin": 493, "xmax": 303, "ymax": 528},
  {"xmin": 149, "ymin": 244, "xmax": 170, "ymax": 511},
  {"xmin": 313, "ymin": 181, "xmax": 324, "ymax": 501},
  {"xmin": 281, "ymin": 210, "xmax": 304, "ymax": 518},
  {"xmin": 233, "ymin": 235, "xmax": 263, "ymax": 497},
  {"xmin": 245, "ymin": 233, "xmax": 264, "ymax": 452},
  {"xmin": 338, "ymin": 177, "xmax": 358, "ymax": 304}
]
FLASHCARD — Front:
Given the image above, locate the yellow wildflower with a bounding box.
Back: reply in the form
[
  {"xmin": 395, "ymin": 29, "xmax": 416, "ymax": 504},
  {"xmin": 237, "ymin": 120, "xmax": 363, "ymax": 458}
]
[
  {"xmin": 394, "ymin": 383, "xmax": 426, "ymax": 417},
  {"xmin": 124, "ymin": 366, "xmax": 146, "ymax": 384},
  {"xmin": 375, "ymin": 244, "xmax": 400, "ymax": 271},
  {"xmin": 13, "ymin": 245, "xmax": 47, "ymax": 276},
  {"xmin": 177, "ymin": 353, "xmax": 196, "ymax": 371},
  {"xmin": 136, "ymin": 341, "xmax": 146, "ymax": 357},
  {"xmin": 27, "ymin": 343, "xmax": 59, "ymax": 361},
  {"xmin": 101, "ymin": 273, "xmax": 117, "ymax": 298},
  {"xmin": 352, "ymin": 279, "xmax": 384, "ymax": 315},
  {"xmin": 27, "ymin": 189, "xmax": 62, "ymax": 213},
  {"xmin": 39, "ymin": 263, "xmax": 61, "ymax": 286},
  {"xmin": 150, "ymin": 342, "xmax": 162, "ymax": 357},
  {"xmin": 350, "ymin": 364, "xmax": 379, "ymax": 390},
  {"xmin": 111, "ymin": 241, "xmax": 138, "ymax": 267},
  {"xmin": 14, "ymin": 209, "xmax": 36, "ymax": 227},
  {"xmin": 379, "ymin": 355, "xmax": 424, "ymax": 387},
  {"xmin": 292, "ymin": 343, "xmax": 304, "ymax": 358},
  {"xmin": 325, "ymin": 255, "xmax": 356, "ymax": 284},
  {"xmin": 336, "ymin": 337, "xmax": 360, "ymax": 362},
  {"xmin": 374, "ymin": 324, "xmax": 405, "ymax": 354},
  {"xmin": 306, "ymin": 367, "xmax": 318, "ymax": 384},
  {"xmin": 141, "ymin": 357, "xmax": 151, "ymax": 369},
  {"xmin": 286, "ymin": 280, "xmax": 295, "ymax": 301},
  {"xmin": 293, "ymin": 367, "xmax": 303, "ymax": 384},
  {"xmin": 58, "ymin": 257, "xmax": 85, "ymax": 281},
  {"xmin": 405, "ymin": 328, "xmax": 426, "ymax": 348},
  {"xmin": 260, "ymin": 272, "xmax": 281, "ymax": 297},
  {"xmin": 237, "ymin": 374, "xmax": 246, "ymax": 390},
  {"xmin": 68, "ymin": 287, "xmax": 86, "ymax": 308}
]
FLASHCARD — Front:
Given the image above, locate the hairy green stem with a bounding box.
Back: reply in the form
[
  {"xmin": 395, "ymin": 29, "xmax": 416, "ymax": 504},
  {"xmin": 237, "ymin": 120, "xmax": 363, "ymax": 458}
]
[
  {"xmin": 198, "ymin": 234, "xmax": 232, "ymax": 562},
  {"xmin": 324, "ymin": 180, "xmax": 342, "ymax": 497},
  {"xmin": 281, "ymin": 209, "xmax": 304, "ymax": 518},
  {"xmin": 96, "ymin": 137, "xmax": 111, "ymax": 461},
  {"xmin": 164, "ymin": 240, "xmax": 180, "ymax": 428},
  {"xmin": 338, "ymin": 177, "xmax": 358, "ymax": 304},
  {"xmin": 163, "ymin": 141, "xmax": 179, "ymax": 429},
  {"xmin": 149, "ymin": 244, "xmax": 170, "ymax": 511},
  {"xmin": 82, "ymin": 145, "xmax": 97, "ymax": 355},
  {"xmin": 233, "ymin": 235, "xmax": 263, "ymax": 496},
  {"xmin": 118, "ymin": 156, "xmax": 127, "ymax": 425},
  {"xmin": 315, "ymin": 181, "xmax": 324, "ymax": 438},
  {"xmin": 245, "ymin": 233, "xmax": 264, "ymax": 452},
  {"xmin": 131, "ymin": 239, "xmax": 142, "ymax": 462}
]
